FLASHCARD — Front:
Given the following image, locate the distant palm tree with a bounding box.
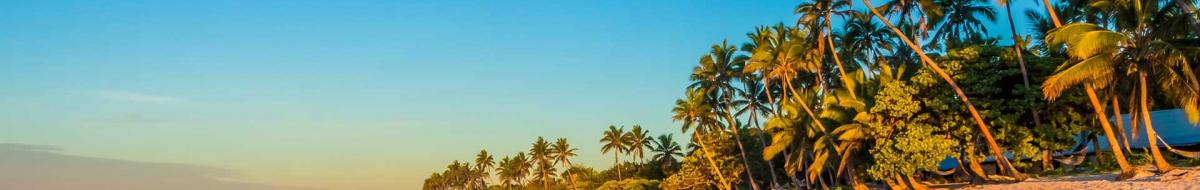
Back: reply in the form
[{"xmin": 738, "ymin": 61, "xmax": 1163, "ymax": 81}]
[
  {"xmin": 626, "ymin": 125, "xmax": 651, "ymax": 166},
  {"xmin": 475, "ymin": 150, "xmax": 494, "ymax": 188},
  {"xmin": 692, "ymin": 41, "xmax": 762, "ymax": 189},
  {"xmin": 600, "ymin": 125, "xmax": 628, "ymax": 179},
  {"xmin": 650, "ymin": 134, "xmax": 684, "ymax": 173},
  {"xmin": 551, "ymin": 138, "xmax": 579, "ymax": 189},
  {"xmin": 497, "ymin": 156, "xmax": 516, "ymax": 188},
  {"xmin": 530, "ymin": 137, "xmax": 554, "ymax": 189},
  {"xmin": 513, "ymin": 152, "xmax": 531, "ymax": 185},
  {"xmin": 795, "ymin": 0, "xmax": 855, "ymax": 96},
  {"xmin": 932, "ymin": 0, "xmax": 995, "ymax": 47}
]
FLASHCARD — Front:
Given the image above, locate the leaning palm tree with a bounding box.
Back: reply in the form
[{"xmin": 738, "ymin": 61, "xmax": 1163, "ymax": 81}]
[
  {"xmin": 475, "ymin": 150, "xmax": 494, "ymax": 188},
  {"xmin": 530, "ymin": 137, "xmax": 553, "ymax": 189},
  {"xmin": 860, "ymin": 0, "xmax": 1026, "ymax": 180},
  {"xmin": 600, "ymin": 125, "xmax": 628, "ymax": 180},
  {"xmin": 671, "ymin": 88, "xmax": 732, "ymax": 190},
  {"xmin": 551, "ymin": 138, "xmax": 578, "ymax": 190},
  {"xmin": 650, "ymin": 134, "xmax": 684, "ymax": 173}
]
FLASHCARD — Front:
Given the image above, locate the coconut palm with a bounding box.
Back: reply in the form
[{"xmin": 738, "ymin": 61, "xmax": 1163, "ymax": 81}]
[
  {"xmin": 1044, "ymin": 1, "xmax": 1200, "ymax": 175},
  {"xmin": 671, "ymin": 88, "xmax": 732, "ymax": 190},
  {"xmin": 600, "ymin": 125, "xmax": 628, "ymax": 180},
  {"xmin": 932, "ymin": 0, "xmax": 995, "ymax": 48},
  {"xmin": 650, "ymin": 134, "xmax": 684, "ymax": 173},
  {"xmin": 513, "ymin": 152, "xmax": 531, "ymax": 185},
  {"xmin": 795, "ymin": 0, "xmax": 855, "ymax": 96},
  {"xmin": 551, "ymin": 138, "xmax": 578, "ymax": 189},
  {"xmin": 497, "ymin": 156, "xmax": 516, "ymax": 188},
  {"xmin": 877, "ymin": 0, "xmax": 944, "ymax": 41},
  {"xmin": 860, "ymin": 0, "xmax": 1026, "ymax": 180},
  {"xmin": 691, "ymin": 41, "xmax": 763, "ymax": 189},
  {"xmin": 839, "ymin": 13, "xmax": 894, "ymax": 72},
  {"xmin": 530, "ymin": 137, "xmax": 554, "ymax": 189},
  {"xmin": 626, "ymin": 125, "xmax": 652, "ymax": 165},
  {"xmin": 475, "ymin": 150, "xmax": 494, "ymax": 188}
]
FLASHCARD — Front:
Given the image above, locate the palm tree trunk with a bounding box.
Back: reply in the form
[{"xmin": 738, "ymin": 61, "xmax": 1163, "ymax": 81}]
[
  {"xmin": 614, "ymin": 152, "xmax": 622, "ymax": 180},
  {"xmin": 1041, "ymin": 0, "xmax": 1063, "ymax": 27},
  {"xmin": 1004, "ymin": 2, "xmax": 1044, "ymax": 135},
  {"xmin": 860, "ymin": 0, "xmax": 1025, "ymax": 180},
  {"xmin": 1111, "ymin": 91, "xmax": 1134, "ymax": 154},
  {"xmin": 1139, "ymin": 71, "xmax": 1175, "ymax": 173},
  {"xmin": 747, "ymin": 103, "xmax": 782, "ymax": 189},
  {"xmin": 1084, "ymin": 84, "xmax": 1138, "ymax": 180},
  {"xmin": 723, "ymin": 106, "xmax": 761, "ymax": 190},
  {"xmin": 826, "ymin": 13, "xmax": 857, "ymax": 99},
  {"xmin": 693, "ymin": 128, "xmax": 732, "ymax": 190},
  {"xmin": 562, "ymin": 162, "xmax": 577, "ymax": 190}
]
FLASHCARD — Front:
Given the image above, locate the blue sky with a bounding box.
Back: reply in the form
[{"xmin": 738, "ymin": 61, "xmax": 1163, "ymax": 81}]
[{"xmin": 0, "ymin": 0, "xmax": 1047, "ymax": 189}]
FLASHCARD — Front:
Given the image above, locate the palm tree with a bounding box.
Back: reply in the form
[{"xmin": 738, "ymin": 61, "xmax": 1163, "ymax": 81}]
[
  {"xmin": 530, "ymin": 137, "xmax": 553, "ymax": 189},
  {"xmin": 839, "ymin": 13, "xmax": 894, "ymax": 72},
  {"xmin": 497, "ymin": 156, "xmax": 516, "ymax": 188},
  {"xmin": 600, "ymin": 125, "xmax": 628, "ymax": 180},
  {"xmin": 475, "ymin": 150, "xmax": 494, "ymax": 188},
  {"xmin": 795, "ymin": 0, "xmax": 855, "ymax": 96},
  {"xmin": 513, "ymin": 152, "xmax": 531, "ymax": 186},
  {"xmin": 671, "ymin": 88, "xmax": 732, "ymax": 190},
  {"xmin": 1044, "ymin": 1, "xmax": 1200, "ymax": 175},
  {"xmin": 691, "ymin": 40, "xmax": 763, "ymax": 190},
  {"xmin": 933, "ymin": 0, "xmax": 995, "ymax": 48},
  {"xmin": 860, "ymin": 0, "xmax": 1026, "ymax": 180},
  {"xmin": 877, "ymin": 0, "xmax": 943, "ymax": 41},
  {"xmin": 650, "ymin": 134, "xmax": 684, "ymax": 173},
  {"xmin": 551, "ymin": 138, "xmax": 578, "ymax": 189},
  {"xmin": 626, "ymin": 125, "xmax": 652, "ymax": 165}
]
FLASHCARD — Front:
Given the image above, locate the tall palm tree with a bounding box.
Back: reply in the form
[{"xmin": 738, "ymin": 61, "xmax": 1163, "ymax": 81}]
[
  {"xmin": 530, "ymin": 137, "xmax": 553, "ymax": 189},
  {"xmin": 551, "ymin": 138, "xmax": 578, "ymax": 189},
  {"xmin": 671, "ymin": 88, "xmax": 732, "ymax": 190},
  {"xmin": 650, "ymin": 134, "xmax": 684, "ymax": 173},
  {"xmin": 626, "ymin": 125, "xmax": 652, "ymax": 165},
  {"xmin": 860, "ymin": 0, "xmax": 1026, "ymax": 180},
  {"xmin": 600, "ymin": 125, "xmax": 628, "ymax": 180},
  {"xmin": 795, "ymin": 0, "xmax": 855, "ymax": 96},
  {"xmin": 475, "ymin": 150, "xmax": 494, "ymax": 188},
  {"xmin": 877, "ymin": 0, "xmax": 944, "ymax": 41},
  {"xmin": 692, "ymin": 41, "xmax": 761, "ymax": 189}
]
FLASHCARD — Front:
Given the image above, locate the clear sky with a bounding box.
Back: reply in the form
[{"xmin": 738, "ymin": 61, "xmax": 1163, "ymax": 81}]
[{"xmin": 0, "ymin": 0, "xmax": 1046, "ymax": 189}]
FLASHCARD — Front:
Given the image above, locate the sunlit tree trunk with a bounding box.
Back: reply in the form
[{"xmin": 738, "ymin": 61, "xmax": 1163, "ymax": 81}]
[
  {"xmin": 826, "ymin": 13, "xmax": 856, "ymax": 99},
  {"xmin": 1084, "ymin": 84, "xmax": 1138, "ymax": 180},
  {"xmin": 693, "ymin": 128, "xmax": 732, "ymax": 190},
  {"xmin": 1111, "ymin": 91, "xmax": 1133, "ymax": 154},
  {"xmin": 723, "ymin": 105, "xmax": 761, "ymax": 190},
  {"xmin": 1139, "ymin": 71, "xmax": 1175, "ymax": 173},
  {"xmin": 1041, "ymin": 0, "xmax": 1062, "ymax": 26},
  {"xmin": 861, "ymin": 0, "xmax": 1025, "ymax": 180}
]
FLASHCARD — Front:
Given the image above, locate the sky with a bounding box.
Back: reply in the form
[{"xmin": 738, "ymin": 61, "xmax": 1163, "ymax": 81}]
[{"xmin": 0, "ymin": 0, "xmax": 1047, "ymax": 189}]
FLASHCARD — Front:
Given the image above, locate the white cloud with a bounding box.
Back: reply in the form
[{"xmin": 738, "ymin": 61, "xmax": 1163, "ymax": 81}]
[{"xmin": 94, "ymin": 90, "xmax": 182, "ymax": 104}]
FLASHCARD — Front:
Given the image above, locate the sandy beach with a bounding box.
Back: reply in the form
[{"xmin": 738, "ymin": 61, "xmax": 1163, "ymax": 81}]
[{"xmin": 936, "ymin": 168, "xmax": 1200, "ymax": 190}]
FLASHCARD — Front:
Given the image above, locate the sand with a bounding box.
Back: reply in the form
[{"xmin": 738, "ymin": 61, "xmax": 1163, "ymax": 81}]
[{"xmin": 934, "ymin": 168, "xmax": 1200, "ymax": 190}]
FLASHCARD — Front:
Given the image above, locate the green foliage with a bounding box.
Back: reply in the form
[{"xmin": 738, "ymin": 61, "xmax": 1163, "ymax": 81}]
[{"xmin": 598, "ymin": 178, "xmax": 660, "ymax": 190}]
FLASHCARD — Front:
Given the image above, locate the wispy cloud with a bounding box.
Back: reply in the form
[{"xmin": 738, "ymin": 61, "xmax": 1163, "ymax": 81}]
[{"xmin": 94, "ymin": 90, "xmax": 182, "ymax": 104}]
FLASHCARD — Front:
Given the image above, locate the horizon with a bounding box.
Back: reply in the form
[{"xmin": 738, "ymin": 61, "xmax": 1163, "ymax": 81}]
[{"xmin": 0, "ymin": 0, "xmax": 1051, "ymax": 189}]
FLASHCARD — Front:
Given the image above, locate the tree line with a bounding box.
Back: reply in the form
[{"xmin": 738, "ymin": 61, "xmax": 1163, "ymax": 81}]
[{"xmin": 427, "ymin": 0, "xmax": 1200, "ymax": 189}]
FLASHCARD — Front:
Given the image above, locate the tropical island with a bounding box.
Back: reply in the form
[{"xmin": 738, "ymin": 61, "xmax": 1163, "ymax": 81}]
[{"xmin": 424, "ymin": 0, "xmax": 1200, "ymax": 189}]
